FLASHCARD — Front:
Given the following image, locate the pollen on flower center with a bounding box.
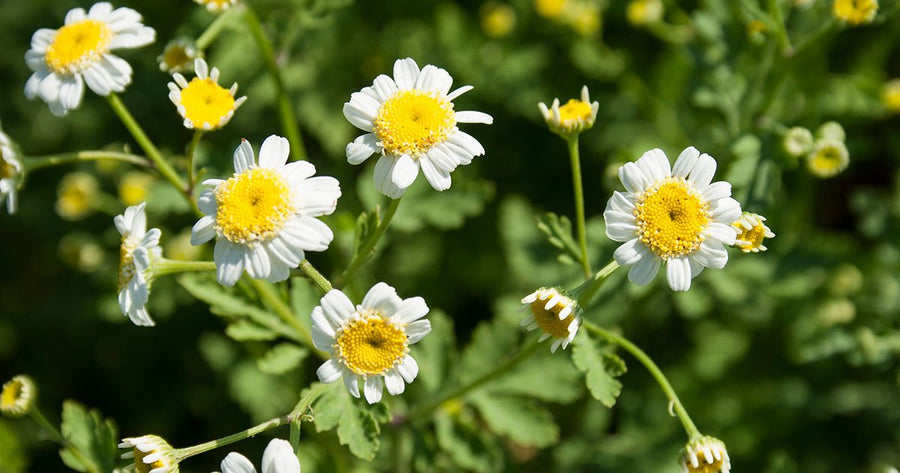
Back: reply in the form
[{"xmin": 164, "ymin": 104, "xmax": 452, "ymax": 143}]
[
  {"xmin": 0, "ymin": 381, "xmax": 22, "ymax": 409},
  {"xmin": 334, "ymin": 313, "xmax": 409, "ymax": 376},
  {"xmin": 117, "ymin": 237, "xmax": 139, "ymax": 292},
  {"xmin": 215, "ymin": 168, "xmax": 293, "ymax": 245},
  {"xmin": 558, "ymin": 99, "xmax": 593, "ymax": 124},
  {"xmin": 634, "ymin": 179, "xmax": 710, "ymax": 259},
  {"xmin": 374, "ymin": 90, "xmax": 456, "ymax": 158},
  {"xmin": 736, "ymin": 224, "xmax": 766, "ymax": 251},
  {"xmin": 45, "ymin": 19, "xmax": 112, "ymax": 74},
  {"xmin": 531, "ymin": 299, "xmax": 576, "ymax": 339},
  {"xmin": 132, "ymin": 448, "xmax": 165, "ymax": 473},
  {"xmin": 180, "ymin": 78, "xmax": 236, "ymax": 126}
]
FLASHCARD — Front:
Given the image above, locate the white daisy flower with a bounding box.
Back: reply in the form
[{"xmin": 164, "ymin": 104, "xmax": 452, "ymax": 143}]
[
  {"xmin": 806, "ymin": 138, "xmax": 849, "ymax": 178},
  {"xmin": 24, "ymin": 2, "xmax": 156, "ymax": 116},
  {"xmin": 218, "ymin": 438, "xmax": 300, "ymax": 473},
  {"xmin": 119, "ymin": 435, "xmax": 179, "ymax": 473},
  {"xmin": 603, "ymin": 147, "xmax": 742, "ymax": 292},
  {"xmin": 0, "ymin": 124, "xmax": 23, "ymax": 214},
  {"xmin": 732, "ymin": 212, "xmax": 774, "ymax": 253},
  {"xmin": 680, "ymin": 436, "xmax": 731, "ymax": 473},
  {"xmin": 312, "ymin": 283, "xmax": 430, "ymax": 404},
  {"xmin": 168, "ymin": 58, "xmax": 246, "ymax": 131},
  {"xmin": 343, "ymin": 57, "xmax": 493, "ymax": 199},
  {"xmin": 115, "ymin": 202, "xmax": 162, "ymax": 327},
  {"xmin": 191, "ymin": 135, "xmax": 341, "ymax": 287},
  {"xmin": 520, "ymin": 288, "xmax": 581, "ymax": 353}
]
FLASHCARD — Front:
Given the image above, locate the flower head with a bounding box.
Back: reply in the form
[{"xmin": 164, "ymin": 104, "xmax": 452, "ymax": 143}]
[
  {"xmin": 195, "ymin": 0, "xmax": 238, "ymax": 12},
  {"xmin": 538, "ymin": 85, "xmax": 599, "ymax": 137},
  {"xmin": 116, "ymin": 202, "xmax": 162, "ymax": 327},
  {"xmin": 158, "ymin": 38, "xmax": 198, "ymax": 73},
  {"xmin": 343, "ymin": 57, "xmax": 493, "ymax": 199},
  {"xmin": 191, "ymin": 135, "xmax": 340, "ymax": 287},
  {"xmin": 520, "ymin": 288, "xmax": 581, "ymax": 352},
  {"xmin": 119, "ymin": 171, "xmax": 155, "ymax": 206},
  {"xmin": 0, "ymin": 124, "xmax": 23, "ymax": 214},
  {"xmin": 56, "ymin": 172, "xmax": 98, "ymax": 220},
  {"xmin": 732, "ymin": 212, "xmax": 774, "ymax": 253},
  {"xmin": 219, "ymin": 438, "xmax": 300, "ymax": 473},
  {"xmin": 816, "ymin": 121, "xmax": 846, "ymax": 142},
  {"xmin": 883, "ymin": 79, "xmax": 900, "ymax": 113},
  {"xmin": 312, "ymin": 283, "xmax": 430, "ymax": 404},
  {"xmin": 806, "ymin": 138, "xmax": 849, "ymax": 178},
  {"xmin": 481, "ymin": 2, "xmax": 517, "ymax": 38},
  {"xmin": 783, "ymin": 126, "xmax": 813, "ymax": 158},
  {"xmin": 534, "ymin": 0, "xmax": 567, "ymax": 18},
  {"xmin": 626, "ymin": 0, "xmax": 664, "ymax": 26},
  {"xmin": 603, "ymin": 147, "xmax": 742, "ymax": 291},
  {"xmin": 168, "ymin": 58, "xmax": 246, "ymax": 131},
  {"xmin": 833, "ymin": 0, "xmax": 878, "ymax": 25},
  {"xmin": 24, "ymin": 2, "xmax": 155, "ymax": 116},
  {"xmin": 1, "ymin": 375, "xmax": 36, "ymax": 418},
  {"xmin": 119, "ymin": 435, "xmax": 178, "ymax": 473},
  {"xmin": 680, "ymin": 436, "xmax": 731, "ymax": 473}
]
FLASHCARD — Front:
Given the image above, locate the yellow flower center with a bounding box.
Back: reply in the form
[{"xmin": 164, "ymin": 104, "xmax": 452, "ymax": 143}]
[
  {"xmin": 634, "ymin": 179, "xmax": 710, "ymax": 259},
  {"xmin": 735, "ymin": 222, "xmax": 767, "ymax": 252},
  {"xmin": 117, "ymin": 237, "xmax": 139, "ymax": 292},
  {"xmin": 530, "ymin": 298, "xmax": 576, "ymax": 339},
  {"xmin": 162, "ymin": 45, "xmax": 192, "ymax": 71},
  {"xmin": 535, "ymin": 0, "xmax": 567, "ymax": 17},
  {"xmin": 809, "ymin": 145, "xmax": 846, "ymax": 176},
  {"xmin": 215, "ymin": 168, "xmax": 293, "ymax": 245},
  {"xmin": 334, "ymin": 313, "xmax": 409, "ymax": 376},
  {"xmin": 0, "ymin": 379, "xmax": 22, "ymax": 410},
  {"xmin": 45, "ymin": 19, "xmax": 112, "ymax": 74},
  {"xmin": 684, "ymin": 457, "xmax": 726, "ymax": 473},
  {"xmin": 179, "ymin": 78, "xmax": 236, "ymax": 129},
  {"xmin": 374, "ymin": 90, "xmax": 456, "ymax": 158},
  {"xmin": 0, "ymin": 155, "xmax": 15, "ymax": 180},
  {"xmin": 883, "ymin": 80, "xmax": 900, "ymax": 112},
  {"xmin": 558, "ymin": 99, "xmax": 593, "ymax": 125},
  {"xmin": 132, "ymin": 448, "xmax": 165, "ymax": 473},
  {"xmin": 833, "ymin": 0, "xmax": 878, "ymax": 24}
]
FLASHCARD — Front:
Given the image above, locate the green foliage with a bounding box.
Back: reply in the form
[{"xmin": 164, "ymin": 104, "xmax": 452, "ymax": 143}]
[
  {"xmin": 257, "ymin": 342, "xmax": 309, "ymax": 375},
  {"xmin": 571, "ymin": 331, "xmax": 625, "ymax": 408},
  {"xmin": 536, "ymin": 212, "xmax": 581, "ymax": 266},
  {"xmin": 312, "ymin": 382, "xmax": 390, "ymax": 461},
  {"xmin": 58, "ymin": 401, "xmax": 119, "ymax": 473}
]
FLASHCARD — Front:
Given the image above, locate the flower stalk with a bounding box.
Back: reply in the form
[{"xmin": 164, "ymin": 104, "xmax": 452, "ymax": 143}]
[
  {"xmin": 566, "ymin": 135, "xmax": 592, "ymax": 279},
  {"xmin": 24, "ymin": 151, "xmax": 150, "ymax": 172},
  {"xmin": 339, "ymin": 196, "xmax": 403, "ymax": 286}
]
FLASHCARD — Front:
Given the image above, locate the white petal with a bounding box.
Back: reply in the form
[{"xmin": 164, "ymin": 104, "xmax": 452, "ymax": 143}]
[
  {"xmin": 265, "ymin": 236, "xmax": 303, "ymax": 268},
  {"xmin": 319, "ymin": 289, "xmax": 355, "ymax": 327},
  {"xmin": 635, "ymin": 148, "xmax": 671, "ymax": 183},
  {"xmin": 391, "ymin": 155, "xmax": 419, "ymax": 189},
  {"xmin": 38, "ymin": 71, "xmax": 62, "ymax": 103},
  {"xmin": 392, "ymin": 58, "xmax": 420, "ymax": 90},
  {"xmin": 694, "ymin": 241, "xmax": 728, "ymax": 269},
  {"xmin": 343, "ymin": 372, "xmax": 361, "ymax": 398},
  {"xmin": 243, "ymin": 246, "xmax": 272, "ymax": 280},
  {"xmin": 259, "ymin": 135, "xmax": 290, "ymax": 168},
  {"xmin": 346, "ymin": 133, "xmax": 379, "ymax": 165},
  {"xmin": 672, "ymin": 146, "xmax": 700, "ymax": 178},
  {"xmin": 361, "ymin": 282, "xmax": 401, "ymax": 315},
  {"xmin": 233, "ymin": 140, "xmax": 255, "ymax": 172},
  {"xmin": 58, "ymin": 75, "xmax": 84, "ymax": 111},
  {"xmin": 363, "ymin": 376, "xmax": 384, "ymax": 404},
  {"xmin": 371, "ymin": 74, "xmax": 398, "ymax": 101},
  {"xmin": 109, "ymin": 26, "xmax": 155, "ymax": 49},
  {"xmin": 384, "ymin": 370, "xmax": 405, "ymax": 395},
  {"xmin": 311, "ymin": 324, "xmax": 334, "ymax": 352},
  {"xmin": 292, "ymin": 176, "xmax": 341, "ymax": 217},
  {"xmin": 427, "ymin": 145, "xmax": 461, "ymax": 173},
  {"xmin": 666, "ymin": 257, "xmax": 692, "ymax": 291},
  {"xmin": 87, "ymin": 2, "xmax": 113, "ymax": 19},
  {"xmin": 418, "ymin": 156, "xmax": 451, "ymax": 191},
  {"xmin": 405, "ymin": 319, "xmax": 431, "ymax": 344},
  {"xmin": 613, "ymin": 239, "xmax": 645, "ymax": 265},
  {"xmin": 139, "ymin": 228, "xmax": 161, "ymax": 249},
  {"xmin": 261, "ymin": 439, "xmax": 301, "ymax": 473},
  {"xmin": 628, "ymin": 255, "xmax": 660, "ymax": 286},
  {"xmin": 316, "ymin": 359, "xmax": 343, "ymax": 384},
  {"xmin": 280, "ymin": 161, "xmax": 317, "ymax": 185},
  {"xmin": 392, "ymin": 297, "xmax": 429, "ymax": 324},
  {"xmin": 455, "ymin": 110, "xmax": 493, "ymax": 124},
  {"xmin": 31, "ymin": 28, "xmax": 57, "ymax": 50},
  {"xmin": 397, "ymin": 356, "xmax": 419, "ymax": 383},
  {"xmin": 191, "ymin": 216, "xmax": 217, "ymax": 245},
  {"xmin": 310, "ymin": 306, "xmax": 336, "ymax": 334},
  {"xmin": 607, "ymin": 190, "xmax": 635, "ymax": 213},
  {"xmin": 447, "ymin": 130, "xmax": 485, "ymax": 159},
  {"xmin": 373, "ymin": 155, "xmax": 404, "ymax": 199},
  {"xmin": 24, "ymin": 71, "xmax": 44, "ymax": 100},
  {"xmin": 689, "ymin": 258, "xmax": 705, "ymax": 277},
  {"xmin": 447, "ymin": 85, "xmax": 473, "ymax": 100},
  {"xmin": 604, "ymin": 220, "xmax": 638, "ymax": 242},
  {"xmin": 280, "ymin": 216, "xmax": 334, "ymax": 252},
  {"xmin": 221, "ymin": 452, "xmax": 257, "ymax": 473},
  {"xmin": 415, "ymin": 64, "xmax": 453, "ymax": 94},
  {"xmin": 618, "ymin": 162, "xmax": 649, "ymax": 194},
  {"xmin": 214, "ymin": 240, "xmax": 245, "ymax": 287},
  {"xmin": 706, "ymin": 222, "xmax": 738, "ymax": 245},
  {"xmin": 266, "ymin": 258, "xmax": 291, "ymax": 283},
  {"xmin": 711, "ymin": 197, "xmax": 742, "ymax": 224},
  {"xmin": 688, "ymin": 153, "xmax": 717, "ymax": 188},
  {"xmin": 702, "ymin": 181, "xmax": 732, "ymax": 201}
]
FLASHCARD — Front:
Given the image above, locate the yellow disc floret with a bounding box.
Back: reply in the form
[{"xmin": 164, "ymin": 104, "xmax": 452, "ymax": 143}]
[
  {"xmin": 334, "ymin": 312, "xmax": 409, "ymax": 376},
  {"xmin": 180, "ymin": 78, "xmax": 236, "ymax": 128},
  {"xmin": 374, "ymin": 90, "xmax": 456, "ymax": 158},
  {"xmin": 132, "ymin": 448, "xmax": 165, "ymax": 473},
  {"xmin": 558, "ymin": 99, "xmax": 593, "ymax": 125},
  {"xmin": 45, "ymin": 20, "xmax": 112, "ymax": 74},
  {"xmin": 634, "ymin": 179, "xmax": 710, "ymax": 259},
  {"xmin": 117, "ymin": 237, "xmax": 139, "ymax": 292},
  {"xmin": 807, "ymin": 140, "xmax": 849, "ymax": 178},
  {"xmin": 215, "ymin": 168, "xmax": 293, "ymax": 244},
  {"xmin": 833, "ymin": 0, "xmax": 878, "ymax": 25},
  {"xmin": 530, "ymin": 298, "xmax": 576, "ymax": 339}
]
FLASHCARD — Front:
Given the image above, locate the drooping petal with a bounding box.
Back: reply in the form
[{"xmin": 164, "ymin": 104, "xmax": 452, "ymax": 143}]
[
  {"xmin": 363, "ymin": 376, "xmax": 384, "ymax": 404},
  {"xmin": 346, "ymin": 133, "xmax": 379, "ymax": 165},
  {"xmin": 384, "ymin": 370, "xmax": 405, "ymax": 395},
  {"xmin": 316, "ymin": 359, "xmax": 343, "ymax": 383},
  {"xmin": 628, "ymin": 255, "xmax": 660, "ymax": 286},
  {"xmin": 666, "ymin": 257, "xmax": 692, "ymax": 292}
]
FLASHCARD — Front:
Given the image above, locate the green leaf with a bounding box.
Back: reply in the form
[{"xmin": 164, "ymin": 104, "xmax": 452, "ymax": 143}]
[
  {"xmin": 257, "ymin": 343, "xmax": 309, "ymax": 374},
  {"xmin": 536, "ymin": 212, "xmax": 582, "ymax": 266},
  {"xmin": 433, "ymin": 410, "xmax": 504, "ymax": 473},
  {"xmin": 224, "ymin": 319, "xmax": 279, "ymax": 341},
  {"xmin": 499, "ymin": 197, "xmax": 579, "ymax": 287},
  {"xmin": 352, "ymin": 208, "xmax": 380, "ymax": 256},
  {"xmin": 571, "ymin": 331, "xmax": 625, "ymax": 408},
  {"xmin": 487, "ymin": 353, "xmax": 583, "ymax": 403},
  {"xmin": 726, "ymin": 134, "xmax": 761, "ymax": 191},
  {"xmin": 312, "ymin": 382, "xmax": 388, "ymax": 460},
  {"xmin": 460, "ymin": 313, "xmax": 521, "ymax": 383},
  {"xmin": 58, "ymin": 401, "xmax": 118, "ymax": 473},
  {"xmin": 470, "ymin": 394, "xmax": 559, "ymax": 447}
]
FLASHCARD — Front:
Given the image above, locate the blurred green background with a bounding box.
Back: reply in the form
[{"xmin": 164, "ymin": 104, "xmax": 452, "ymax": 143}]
[{"xmin": 2, "ymin": 0, "xmax": 900, "ymax": 471}]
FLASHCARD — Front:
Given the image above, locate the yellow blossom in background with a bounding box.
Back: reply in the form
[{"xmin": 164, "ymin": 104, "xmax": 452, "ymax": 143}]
[
  {"xmin": 118, "ymin": 171, "xmax": 155, "ymax": 206},
  {"xmin": 481, "ymin": 2, "xmax": 516, "ymax": 38},
  {"xmin": 833, "ymin": 0, "xmax": 878, "ymax": 25},
  {"xmin": 566, "ymin": 1, "xmax": 600, "ymax": 36},
  {"xmin": 165, "ymin": 231, "xmax": 203, "ymax": 261},
  {"xmin": 806, "ymin": 139, "xmax": 849, "ymax": 178},
  {"xmin": 158, "ymin": 38, "xmax": 198, "ymax": 73},
  {"xmin": 1, "ymin": 375, "xmax": 35, "ymax": 418},
  {"xmin": 882, "ymin": 79, "xmax": 900, "ymax": 113},
  {"xmin": 195, "ymin": 0, "xmax": 237, "ymax": 12},
  {"xmin": 56, "ymin": 172, "xmax": 99, "ymax": 220},
  {"xmin": 626, "ymin": 0, "xmax": 663, "ymax": 26},
  {"xmin": 534, "ymin": 0, "xmax": 567, "ymax": 18}
]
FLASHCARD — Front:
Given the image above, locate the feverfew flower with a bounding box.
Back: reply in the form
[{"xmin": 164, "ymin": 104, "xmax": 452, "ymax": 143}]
[
  {"xmin": 816, "ymin": 121, "xmax": 846, "ymax": 142},
  {"xmin": 191, "ymin": 135, "xmax": 340, "ymax": 287},
  {"xmin": 119, "ymin": 435, "xmax": 179, "ymax": 473},
  {"xmin": 732, "ymin": 212, "xmax": 774, "ymax": 253},
  {"xmin": 782, "ymin": 126, "xmax": 813, "ymax": 158},
  {"xmin": 219, "ymin": 438, "xmax": 300, "ymax": 473},
  {"xmin": 118, "ymin": 171, "xmax": 155, "ymax": 206},
  {"xmin": 24, "ymin": 2, "xmax": 155, "ymax": 116},
  {"xmin": 168, "ymin": 58, "xmax": 246, "ymax": 131},
  {"xmin": 56, "ymin": 172, "xmax": 99, "ymax": 220},
  {"xmin": 343, "ymin": 57, "xmax": 493, "ymax": 198},
  {"xmin": 626, "ymin": 0, "xmax": 664, "ymax": 26},
  {"xmin": 116, "ymin": 202, "xmax": 162, "ymax": 327},
  {"xmin": 0, "ymin": 124, "xmax": 23, "ymax": 214},
  {"xmin": 883, "ymin": 79, "xmax": 900, "ymax": 113},
  {"xmin": 1, "ymin": 375, "xmax": 36, "ymax": 418},
  {"xmin": 157, "ymin": 38, "xmax": 198, "ymax": 73},
  {"xmin": 521, "ymin": 288, "xmax": 581, "ymax": 352},
  {"xmin": 603, "ymin": 147, "xmax": 742, "ymax": 291},
  {"xmin": 833, "ymin": 0, "xmax": 877, "ymax": 25},
  {"xmin": 806, "ymin": 138, "xmax": 849, "ymax": 178},
  {"xmin": 538, "ymin": 85, "xmax": 599, "ymax": 137},
  {"xmin": 481, "ymin": 2, "xmax": 517, "ymax": 38},
  {"xmin": 195, "ymin": 0, "xmax": 238, "ymax": 12},
  {"xmin": 312, "ymin": 283, "xmax": 430, "ymax": 404},
  {"xmin": 680, "ymin": 436, "xmax": 731, "ymax": 473}
]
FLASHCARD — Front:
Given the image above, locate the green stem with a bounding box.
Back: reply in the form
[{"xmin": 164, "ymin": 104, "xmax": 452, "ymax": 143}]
[
  {"xmin": 405, "ymin": 339, "xmax": 542, "ymax": 424},
  {"xmin": 571, "ymin": 260, "xmax": 620, "ymax": 307},
  {"xmin": 105, "ymin": 94, "xmax": 199, "ymax": 215},
  {"xmin": 244, "ymin": 5, "xmax": 307, "ymax": 160},
  {"xmin": 29, "ymin": 409, "xmax": 99, "ymax": 473},
  {"xmin": 153, "ymin": 258, "xmax": 217, "ymax": 277},
  {"xmin": 24, "ymin": 151, "xmax": 150, "ymax": 172},
  {"xmin": 583, "ymin": 321, "xmax": 701, "ymax": 440},
  {"xmin": 565, "ymin": 135, "xmax": 591, "ymax": 279},
  {"xmin": 788, "ymin": 18, "xmax": 836, "ymax": 58},
  {"xmin": 339, "ymin": 197, "xmax": 403, "ymax": 286},
  {"xmin": 175, "ymin": 414, "xmax": 293, "ymax": 460},
  {"xmin": 186, "ymin": 130, "xmax": 204, "ymax": 190},
  {"xmin": 196, "ymin": 5, "xmax": 239, "ymax": 51},
  {"xmin": 300, "ymin": 259, "xmax": 333, "ymax": 294},
  {"xmin": 249, "ymin": 279, "xmax": 319, "ymax": 356},
  {"xmin": 767, "ymin": 0, "xmax": 792, "ymax": 55}
]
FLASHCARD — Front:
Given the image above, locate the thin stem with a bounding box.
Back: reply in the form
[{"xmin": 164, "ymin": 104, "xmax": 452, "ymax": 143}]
[
  {"xmin": 767, "ymin": 0, "xmax": 793, "ymax": 55},
  {"xmin": 249, "ymin": 279, "xmax": 320, "ymax": 356},
  {"xmin": 583, "ymin": 321, "xmax": 701, "ymax": 440},
  {"xmin": 571, "ymin": 260, "xmax": 620, "ymax": 307},
  {"xmin": 186, "ymin": 130, "xmax": 204, "ymax": 190},
  {"xmin": 105, "ymin": 94, "xmax": 199, "ymax": 215},
  {"xmin": 153, "ymin": 258, "xmax": 217, "ymax": 277},
  {"xmin": 339, "ymin": 197, "xmax": 403, "ymax": 286},
  {"xmin": 244, "ymin": 5, "xmax": 307, "ymax": 161},
  {"xmin": 300, "ymin": 259, "xmax": 333, "ymax": 294},
  {"xmin": 30, "ymin": 409, "xmax": 99, "ymax": 473},
  {"xmin": 566, "ymin": 135, "xmax": 591, "ymax": 279},
  {"xmin": 175, "ymin": 414, "xmax": 293, "ymax": 460},
  {"xmin": 196, "ymin": 5, "xmax": 239, "ymax": 51},
  {"xmin": 24, "ymin": 151, "xmax": 150, "ymax": 172},
  {"xmin": 405, "ymin": 339, "xmax": 542, "ymax": 424},
  {"xmin": 788, "ymin": 18, "xmax": 836, "ymax": 58}
]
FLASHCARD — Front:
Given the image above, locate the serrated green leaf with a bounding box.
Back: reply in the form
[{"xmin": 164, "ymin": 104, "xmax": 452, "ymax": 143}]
[
  {"xmin": 726, "ymin": 134, "xmax": 761, "ymax": 190},
  {"xmin": 537, "ymin": 212, "xmax": 581, "ymax": 267},
  {"xmin": 59, "ymin": 401, "xmax": 118, "ymax": 473},
  {"xmin": 353, "ymin": 209, "xmax": 380, "ymax": 256},
  {"xmin": 257, "ymin": 343, "xmax": 309, "ymax": 374},
  {"xmin": 486, "ymin": 353, "xmax": 582, "ymax": 403},
  {"xmin": 225, "ymin": 319, "xmax": 279, "ymax": 341},
  {"xmin": 460, "ymin": 314, "xmax": 521, "ymax": 382},
  {"xmin": 312, "ymin": 382, "xmax": 387, "ymax": 460},
  {"xmin": 434, "ymin": 410, "xmax": 504, "ymax": 473},
  {"xmin": 470, "ymin": 394, "xmax": 559, "ymax": 447},
  {"xmin": 571, "ymin": 332, "xmax": 624, "ymax": 408}
]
